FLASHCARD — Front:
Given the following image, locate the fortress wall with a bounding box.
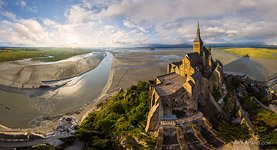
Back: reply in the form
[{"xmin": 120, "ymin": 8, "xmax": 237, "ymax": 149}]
[
  {"xmin": 145, "ymin": 102, "xmax": 160, "ymax": 132},
  {"xmin": 146, "ymin": 89, "xmax": 163, "ymax": 132}
]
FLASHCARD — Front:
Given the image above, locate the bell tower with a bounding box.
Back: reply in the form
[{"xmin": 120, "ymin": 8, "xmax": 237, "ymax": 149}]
[{"xmin": 193, "ymin": 22, "xmax": 203, "ymax": 54}]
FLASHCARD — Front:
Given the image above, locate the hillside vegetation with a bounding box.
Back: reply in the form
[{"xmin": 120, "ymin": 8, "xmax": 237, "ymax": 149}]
[
  {"xmin": 76, "ymin": 81, "xmax": 155, "ymax": 149},
  {"xmin": 223, "ymin": 75, "xmax": 277, "ymax": 145},
  {"xmin": 0, "ymin": 48, "xmax": 90, "ymax": 62},
  {"xmin": 223, "ymin": 48, "xmax": 277, "ymax": 59}
]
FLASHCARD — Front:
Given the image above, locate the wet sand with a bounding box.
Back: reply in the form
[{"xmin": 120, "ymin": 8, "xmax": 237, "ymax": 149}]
[
  {"xmin": 1, "ymin": 48, "xmax": 276, "ymax": 133},
  {"xmin": 108, "ymin": 48, "xmax": 276, "ymax": 93},
  {"xmin": 0, "ymin": 52, "xmax": 110, "ymax": 129},
  {"xmin": 212, "ymin": 49, "xmax": 277, "ymax": 81},
  {"xmin": 0, "ymin": 91, "xmax": 40, "ymax": 128},
  {"xmin": 72, "ymin": 49, "xmax": 188, "ymax": 126},
  {"xmin": 252, "ymin": 58, "xmax": 277, "ymax": 77},
  {"xmin": 107, "ymin": 49, "xmax": 188, "ymax": 92},
  {"xmin": 0, "ymin": 52, "xmax": 104, "ymax": 88}
]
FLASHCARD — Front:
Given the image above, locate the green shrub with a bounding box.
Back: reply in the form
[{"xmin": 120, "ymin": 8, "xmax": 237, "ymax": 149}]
[
  {"xmin": 215, "ymin": 121, "xmax": 251, "ymax": 143},
  {"xmin": 76, "ymin": 81, "xmax": 155, "ymax": 149},
  {"xmin": 212, "ymin": 86, "xmax": 222, "ymax": 101}
]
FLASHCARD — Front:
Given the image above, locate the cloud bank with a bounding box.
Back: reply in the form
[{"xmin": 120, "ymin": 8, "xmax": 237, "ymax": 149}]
[{"xmin": 0, "ymin": 0, "xmax": 276, "ymax": 47}]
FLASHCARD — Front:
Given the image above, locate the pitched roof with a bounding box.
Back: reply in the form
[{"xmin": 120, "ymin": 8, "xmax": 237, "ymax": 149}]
[
  {"xmin": 186, "ymin": 53, "xmax": 201, "ymax": 68},
  {"xmin": 172, "ymin": 61, "xmax": 182, "ymax": 66},
  {"xmin": 191, "ymin": 71, "xmax": 202, "ymax": 81}
]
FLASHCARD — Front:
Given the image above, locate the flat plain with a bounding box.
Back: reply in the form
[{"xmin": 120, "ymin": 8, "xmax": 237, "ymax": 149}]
[{"xmin": 223, "ymin": 48, "xmax": 277, "ymax": 59}]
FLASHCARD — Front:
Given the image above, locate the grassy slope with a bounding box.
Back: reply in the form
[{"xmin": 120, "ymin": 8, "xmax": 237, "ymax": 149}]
[
  {"xmin": 223, "ymin": 48, "xmax": 277, "ymax": 59},
  {"xmin": 0, "ymin": 48, "xmax": 91, "ymax": 62},
  {"xmin": 76, "ymin": 81, "xmax": 155, "ymax": 149}
]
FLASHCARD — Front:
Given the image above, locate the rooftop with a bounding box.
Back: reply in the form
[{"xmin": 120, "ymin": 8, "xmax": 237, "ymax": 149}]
[
  {"xmin": 171, "ymin": 61, "xmax": 182, "ymax": 66},
  {"xmin": 155, "ymin": 73, "xmax": 186, "ymax": 96},
  {"xmin": 186, "ymin": 53, "xmax": 201, "ymax": 68}
]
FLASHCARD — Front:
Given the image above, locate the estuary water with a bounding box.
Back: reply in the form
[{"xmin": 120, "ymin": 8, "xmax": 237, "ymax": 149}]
[
  {"xmin": 0, "ymin": 48, "xmax": 274, "ymax": 129},
  {"xmin": 0, "ymin": 52, "xmax": 113, "ymax": 128}
]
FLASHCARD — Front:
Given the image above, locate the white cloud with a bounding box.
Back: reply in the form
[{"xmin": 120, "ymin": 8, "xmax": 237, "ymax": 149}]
[
  {"xmin": 1, "ymin": 11, "xmax": 16, "ymax": 21},
  {"xmin": 123, "ymin": 16, "xmax": 151, "ymax": 33},
  {"xmin": 65, "ymin": 5, "xmax": 97, "ymax": 24},
  {"xmin": 0, "ymin": 0, "xmax": 276, "ymax": 46},
  {"xmin": 43, "ymin": 18, "xmax": 60, "ymax": 27},
  {"xmin": 0, "ymin": 19, "xmax": 47, "ymax": 46}
]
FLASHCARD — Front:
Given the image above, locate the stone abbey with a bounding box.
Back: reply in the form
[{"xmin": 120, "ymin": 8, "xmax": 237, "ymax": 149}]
[{"xmin": 145, "ymin": 23, "xmax": 225, "ymax": 149}]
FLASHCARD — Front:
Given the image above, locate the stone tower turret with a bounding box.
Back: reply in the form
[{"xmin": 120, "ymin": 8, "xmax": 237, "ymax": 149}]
[{"xmin": 193, "ymin": 22, "xmax": 203, "ymax": 54}]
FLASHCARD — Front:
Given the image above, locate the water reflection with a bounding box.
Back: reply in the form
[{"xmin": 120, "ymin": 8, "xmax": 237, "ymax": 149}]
[{"xmin": 0, "ymin": 52, "xmax": 113, "ymax": 128}]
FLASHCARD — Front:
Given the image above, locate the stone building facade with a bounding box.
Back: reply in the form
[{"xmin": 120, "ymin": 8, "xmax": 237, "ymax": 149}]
[{"xmin": 145, "ymin": 23, "xmax": 224, "ymax": 133}]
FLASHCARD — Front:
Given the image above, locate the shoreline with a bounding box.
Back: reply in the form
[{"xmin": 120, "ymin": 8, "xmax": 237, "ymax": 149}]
[
  {"xmin": 0, "ymin": 49, "xmax": 276, "ymax": 134},
  {"xmin": 0, "ymin": 53, "xmax": 115, "ymax": 134},
  {"xmin": 0, "ymin": 52, "xmax": 107, "ymax": 96},
  {"xmin": 78, "ymin": 56, "xmax": 116, "ymax": 123},
  {"xmin": 0, "ymin": 52, "xmax": 104, "ymax": 89}
]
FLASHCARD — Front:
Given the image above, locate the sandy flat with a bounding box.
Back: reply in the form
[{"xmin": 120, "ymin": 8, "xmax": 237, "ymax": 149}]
[
  {"xmin": 1, "ymin": 48, "xmax": 276, "ymax": 132},
  {"xmin": 107, "ymin": 50, "xmax": 187, "ymax": 93},
  {"xmin": 213, "ymin": 49, "xmax": 277, "ymax": 81},
  {"xmin": 0, "ymin": 52, "xmax": 104, "ymax": 88},
  {"xmin": 108, "ymin": 48, "xmax": 276, "ymax": 94},
  {"xmin": 252, "ymin": 58, "xmax": 277, "ymax": 77}
]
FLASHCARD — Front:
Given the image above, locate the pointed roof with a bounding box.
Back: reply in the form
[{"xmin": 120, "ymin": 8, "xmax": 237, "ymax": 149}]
[
  {"xmin": 193, "ymin": 22, "xmax": 203, "ymax": 43},
  {"xmin": 185, "ymin": 53, "xmax": 201, "ymax": 68}
]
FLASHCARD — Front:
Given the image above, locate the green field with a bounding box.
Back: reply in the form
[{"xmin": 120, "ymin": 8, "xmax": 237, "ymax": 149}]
[
  {"xmin": 0, "ymin": 48, "xmax": 91, "ymax": 62},
  {"xmin": 223, "ymin": 48, "xmax": 277, "ymax": 59}
]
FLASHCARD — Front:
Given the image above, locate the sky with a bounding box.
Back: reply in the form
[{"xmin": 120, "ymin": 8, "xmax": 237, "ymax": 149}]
[{"xmin": 0, "ymin": 0, "xmax": 276, "ymax": 47}]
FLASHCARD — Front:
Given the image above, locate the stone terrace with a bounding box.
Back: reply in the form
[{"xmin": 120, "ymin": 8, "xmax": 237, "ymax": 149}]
[{"xmin": 155, "ymin": 73, "xmax": 186, "ymax": 96}]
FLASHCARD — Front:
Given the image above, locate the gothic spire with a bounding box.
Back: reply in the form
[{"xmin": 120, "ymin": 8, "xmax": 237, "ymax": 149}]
[
  {"xmin": 197, "ymin": 21, "xmax": 200, "ymax": 35},
  {"xmin": 193, "ymin": 22, "xmax": 203, "ymax": 43}
]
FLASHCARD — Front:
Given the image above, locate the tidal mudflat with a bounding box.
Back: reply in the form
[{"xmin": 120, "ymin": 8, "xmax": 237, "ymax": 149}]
[
  {"xmin": 212, "ymin": 49, "xmax": 277, "ymax": 81},
  {"xmin": 0, "ymin": 48, "xmax": 276, "ymax": 130},
  {"xmin": 108, "ymin": 48, "xmax": 276, "ymax": 94},
  {"xmin": 0, "ymin": 52, "xmax": 104, "ymax": 88},
  {"xmin": 0, "ymin": 52, "xmax": 112, "ymax": 128}
]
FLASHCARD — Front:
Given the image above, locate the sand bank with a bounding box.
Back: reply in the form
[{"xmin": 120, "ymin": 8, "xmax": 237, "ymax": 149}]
[
  {"xmin": 0, "ymin": 52, "xmax": 104, "ymax": 88},
  {"xmin": 0, "ymin": 52, "xmax": 110, "ymax": 129},
  {"xmin": 212, "ymin": 49, "xmax": 277, "ymax": 81},
  {"xmin": 1, "ymin": 48, "xmax": 276, "ymax": 133}
]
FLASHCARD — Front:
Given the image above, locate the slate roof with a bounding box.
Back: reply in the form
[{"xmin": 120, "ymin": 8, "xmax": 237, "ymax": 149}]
[
  {"xmin": 186, "ymin": 53, "xmax": 201, "ymax": 68},
  {"xmin": 191, "ymin": 72, "xmax": 202, "ymax": 81},
  {"xmin": 172, "ymin": 61, "xmax": 182, "ymax": 66}
]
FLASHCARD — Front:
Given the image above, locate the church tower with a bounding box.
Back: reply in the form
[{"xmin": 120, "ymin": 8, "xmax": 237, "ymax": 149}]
[{"xmin": 193, "ymin": 22, "xmax": 203, "ymax": 54}]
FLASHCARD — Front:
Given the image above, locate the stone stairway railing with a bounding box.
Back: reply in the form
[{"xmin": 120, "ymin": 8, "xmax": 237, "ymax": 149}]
[
  {"xmin": 201, "ymin": 118, "xmax": 225, "ymax": 144},
  {"xmin": 234, "ymin": 91, "xmax": 256, "ymax": 134},
  {"xmin": 190, "ymin": 124, "xmax": 214, "ymax": 149},
  {"xmin": 175, "ymin": 112, "xmax": 203, "ymax": 124}
]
